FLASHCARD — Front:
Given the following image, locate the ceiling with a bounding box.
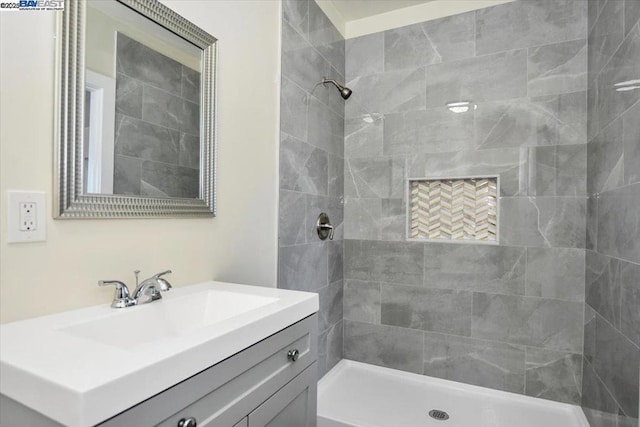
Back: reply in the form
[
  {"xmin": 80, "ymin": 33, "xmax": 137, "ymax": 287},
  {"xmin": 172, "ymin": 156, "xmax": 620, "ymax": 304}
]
[{"xmin": 325, "ymin": 0, "xmax": 437, "ymax": 21}]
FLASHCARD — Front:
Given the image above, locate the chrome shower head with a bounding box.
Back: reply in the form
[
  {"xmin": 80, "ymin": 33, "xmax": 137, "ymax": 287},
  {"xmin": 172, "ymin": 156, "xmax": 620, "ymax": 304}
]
[{"xmin": 322, "ymin": 78, "xmax": 352, "ymax": 100}]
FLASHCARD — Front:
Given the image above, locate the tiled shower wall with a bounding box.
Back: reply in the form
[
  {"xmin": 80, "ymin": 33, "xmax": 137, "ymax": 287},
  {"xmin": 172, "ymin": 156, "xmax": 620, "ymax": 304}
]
[
  {"xmin": 114, "ymin": 34, "xmax": 201, "ymax": 198},
  {"xmin": 278, "ymin": 0, "xmax": 345, "ymax": 378},
  {"xmin": 343, "ymin": 0, "xmax": 589, "ymax": 404},
  {"xmin": 582, "ymin": 0, "xmax": 640, "ymax": 425}
]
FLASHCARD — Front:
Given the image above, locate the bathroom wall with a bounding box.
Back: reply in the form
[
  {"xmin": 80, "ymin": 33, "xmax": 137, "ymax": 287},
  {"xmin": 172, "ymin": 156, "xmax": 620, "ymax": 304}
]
[
  {"xmin": 343, "ymin": 0, "xmax": 589, "ymax": 404},
  {"xmin": 0, "ymin": 0, "xmax": 281, "ymax": 323},
  {"xmin": 114, "ymin": 33, "xmax": 201, "ymax": 198},
  {"xmin": 582, "ymin": 0, "xmax": 640, "ymax": 425},
  {"xmin": 278, "ymin": 0, "xmax": 345, "ymax": 378}
]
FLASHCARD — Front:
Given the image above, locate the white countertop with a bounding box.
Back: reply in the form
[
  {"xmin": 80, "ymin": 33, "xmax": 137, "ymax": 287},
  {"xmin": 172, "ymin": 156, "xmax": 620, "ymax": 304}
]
[{"xmin": 0, "ymin": 281, "xmax": 318, "ymax": 427}]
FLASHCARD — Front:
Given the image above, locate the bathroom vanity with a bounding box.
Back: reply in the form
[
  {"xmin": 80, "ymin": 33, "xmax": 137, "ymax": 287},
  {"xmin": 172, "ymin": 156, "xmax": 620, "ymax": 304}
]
[{"xmin": 0, "ymin": 282, "xmax": 319, "ymax": 426}]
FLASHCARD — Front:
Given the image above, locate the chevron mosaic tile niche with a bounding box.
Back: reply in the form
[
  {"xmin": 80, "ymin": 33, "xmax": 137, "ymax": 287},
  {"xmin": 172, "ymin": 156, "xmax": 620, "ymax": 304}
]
[{"xmin": 409, "ymin": 177, "xmax": 498, "ymax": 242}]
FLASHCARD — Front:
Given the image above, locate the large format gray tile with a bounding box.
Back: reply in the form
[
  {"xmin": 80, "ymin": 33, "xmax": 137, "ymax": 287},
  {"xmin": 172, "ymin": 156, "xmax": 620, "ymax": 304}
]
[
  {"xmin": 178, "ymin": 134, "xmax": 199, "ymax": 170},
  {"xmin": 279, "ymin": 190, "xmax": 307, "ymax": 246},
  {"xmin": 584, "ymin": 303, "xmax": 597, "ymax": 364},
  {"xmin": 308, "ymin": 0, "xmax": 344, "ymax": 77},
  {"xmin": 280, "ymin": 77, "xmax": 309, "ymax": 141},
  {"xmin": 408, "ymin": 148, "xmax": 523, "ymax": 197},
  {"xmin": 113, "ymin": 155, "xmax": 142, "ymax": 195},
  {"xmin": 346, "ymin": 33, "xmax": 383, "ymax": 81},
  {"xmin": 588, "ymin": 0, "xmax": 624, "ymax": 79},
  {"xmin": 282, "ymin": 0, "xmax": 308, "ymax": 39},
  {"xmin": 115, "ymin": 116, "xmax": 180, "ymax": 163},
  {"xmin": 627, "ymin": 0, "xmax": 640, "ymax": 36},
  {"xmin": 281, "ymin": 19, "xmax": 333, "ymax": 94},
  {"xmin": 344, "ymin": 198, "xmax": 405, "ymax": 242},
  {"xmin": 425, "ymin": 49, "xmax": 527, "ymax": 108},
  {"xmin": 142, "ymin": 85, "xmax": 199, "ymax": 135},
  {"xmin": 384, "ymin": 12, "xmax": 474, "ymax": 71},
  {"xmin": 344, "ymin": 320, "xmax": 424, "ymax": 374},
  {"xmin": 116, "ymin": 33, "xmax": 182, "ymax": 96},
  {"xmin": 325, "ymin": 320, "xmax": 343, "ymax": 375},
  {"xmin": 524, "ymin": 145, "xmax": 587, "ymax": 197},
  {"xmin": 587, "ymin": 116, "xmax": 624, "ymax": 194},
  {"xmin": 318, "ymin": 280, "xmax": 343, "ymax": 332},
  {"xmin": 344, "ymin": 106, "xmax": 383, "ymax": 159},
  {"xmin": 475, "ymin": 0, "xmax": 587, "ymax": 55},
  {"xmin": 423, "ymin": 332, "xmax": 525, "ymax": 393},
  {"xmin": 524, "ymin": 347, "xmax": 582, "ymax": 404},
  {"xmin": 140, "ymin": 161, "xmax": 198, "ymax": 198},
  {"xmin": 383, "ymin": 107, "xmax": 474, "ymax": 155},
  {"xmin": 347, "ymin": 67, "xmax": 426, "ymax": 114},
  {"xmin": 586, "ymin": 251, "xmax": 621, "ymax": 327},
  {"xmin": 279, "ymin": 243, "xmax": 328, "ymax": 292},
  {"xmin": 423, "ymin": 244, "xmax": 526, "ymax": 295},
  {"xmin": 381, "ymin": 285, "xmax": 472, "ymax": 336},
  {"xmin": 181, "ymin": 66, "xmax": 200, "ymax": 104},
  {"xmin": 623, "ymin": 100, "xmax": 640, "ymax": 185},
  {"xmin": 586, "ymin": 196, "xmax": 598, "ymax": 251},
  {"xmin": 279, "ymin": 133, "xmax": 328, "ymax": 195},
  {"xmin": 525, "ymin": 248, "xmax": 585, "ymax": 301},
  {"xmin": 345, "ymin": 157, "xmax": 404, "ymax": 198},
  {"xmin": 500, "ymin": 197, "xmax": 586, "ymax": 248},
  {"xmin": 472, "ymin": 293, "xmax": 584, "ymax": 352},
  {"xmin": 596, "ymin": 23, "xmax": 640, "ymax": 130},
  {"xmin": 592, "ymin": 313, "xmax": 640, "ymax": 417},
  {"xmin": 620, "ymin": 260, "xmax": 640, "ymax": 347},
  {"xmin": 344, "ymin": 240, "xmax": 424, "ymax": 286},
  {"xmin": 582, "ymin": 359, "xmax": 620, "ymax": 418},
  {"xmin": 474, "ymin": 92, "xmax": 587, "ymax": 149},
  {"xmin": 307, "ymin": 96, "xmax": 344, "ymax": 156},
  {"xmin": 115, "ymin": 73, "xmax": 143, "ymax": 119},
  {"xmin": 343, "ymin": 280, "xmax": 381, "ymax": 324},
  {"xmin": 528, "ymin": 39, "xmax": 587, "ymax": 97},
  {"xmin": 328, "ymin": 240, "xmax": 343, "ymax": 284},
  {"xmin": 597, "ymin": 183, "xmax": 640, "ymax": 263}
]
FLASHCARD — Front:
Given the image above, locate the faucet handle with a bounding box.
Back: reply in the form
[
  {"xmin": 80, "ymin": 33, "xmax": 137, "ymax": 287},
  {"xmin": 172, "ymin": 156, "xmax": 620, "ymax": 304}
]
[
  {"xmin": 153, "ymin": 270, "xmax": 172, "ymax": 279},
  {"xmin": 98, "ymin": 280, "xmax": 135, "ymax": 308},
  {"xmin": 133, "ymin": 270, "xmax": 140, "ymax": 287}
]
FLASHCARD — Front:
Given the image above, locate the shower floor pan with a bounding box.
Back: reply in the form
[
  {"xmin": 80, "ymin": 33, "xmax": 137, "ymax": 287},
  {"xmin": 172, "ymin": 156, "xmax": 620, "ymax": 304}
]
[{"xmin": 318, "ymin": 360, "xmax": 589, "ymax": 427}]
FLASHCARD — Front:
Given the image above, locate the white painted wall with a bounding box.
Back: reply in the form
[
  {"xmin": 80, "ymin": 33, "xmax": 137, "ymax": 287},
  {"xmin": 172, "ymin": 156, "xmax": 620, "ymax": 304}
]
[{"xmin": 0, "ymin": 0, "xmax": 282, "ymax": 323}]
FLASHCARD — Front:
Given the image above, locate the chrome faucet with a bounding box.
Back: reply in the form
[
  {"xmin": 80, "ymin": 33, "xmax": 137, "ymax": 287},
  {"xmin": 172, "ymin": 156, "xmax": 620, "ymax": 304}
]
[{"xmin": 98, "ymin": 270, "xmax": 172, "ymax": 308}]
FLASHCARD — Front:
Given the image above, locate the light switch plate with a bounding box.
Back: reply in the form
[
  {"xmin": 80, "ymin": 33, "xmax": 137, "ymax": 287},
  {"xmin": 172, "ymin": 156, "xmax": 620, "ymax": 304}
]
[{"xmin": 7, "ymin": 191, "xmax": 47, "ymax": 243}]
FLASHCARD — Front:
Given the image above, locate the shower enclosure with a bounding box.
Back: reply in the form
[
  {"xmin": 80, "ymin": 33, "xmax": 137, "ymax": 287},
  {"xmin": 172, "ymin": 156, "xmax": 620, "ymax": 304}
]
[{"xmin": 278, "ymin": 0, "xmax": 639, "ymax": 425}]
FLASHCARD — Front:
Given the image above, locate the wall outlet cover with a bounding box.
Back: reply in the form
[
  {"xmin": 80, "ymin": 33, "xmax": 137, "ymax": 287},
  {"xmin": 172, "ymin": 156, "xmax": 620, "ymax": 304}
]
[{"xmin": 7, "ymin": 191, "xmax": 47, "ymax": 243}]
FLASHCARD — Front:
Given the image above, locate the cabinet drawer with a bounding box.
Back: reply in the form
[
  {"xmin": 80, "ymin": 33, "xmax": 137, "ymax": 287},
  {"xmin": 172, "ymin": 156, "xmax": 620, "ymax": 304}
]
[{"xmin": 100, "ymin": 314, "xmax": 317, "ymax": 427}]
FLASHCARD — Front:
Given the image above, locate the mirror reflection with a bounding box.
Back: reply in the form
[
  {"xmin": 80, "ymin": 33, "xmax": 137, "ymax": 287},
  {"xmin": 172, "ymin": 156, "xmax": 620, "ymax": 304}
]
[{"xmin": 84, "ymin": 0, "xmax": 202, "ymax": 199}]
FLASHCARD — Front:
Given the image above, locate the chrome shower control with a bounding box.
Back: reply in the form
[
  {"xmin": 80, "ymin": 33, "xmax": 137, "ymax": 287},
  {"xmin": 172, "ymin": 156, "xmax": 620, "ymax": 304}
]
[
  {"xmin": 287, "ymin": 349, "xmax": 300, "ymax": 362},
  {"xmin": 178, "ymin": 417, "xmax": 197, "ymax": 427},
  {"xmin": 316, "ymin": 213, "xmax": 334, "ymax": 241}
]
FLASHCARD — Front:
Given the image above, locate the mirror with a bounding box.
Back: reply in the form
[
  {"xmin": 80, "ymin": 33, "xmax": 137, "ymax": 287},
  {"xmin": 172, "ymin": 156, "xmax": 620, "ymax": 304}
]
[{"xmin": 55, "ymin": 0, "xmax": 217, "ymax": 218}]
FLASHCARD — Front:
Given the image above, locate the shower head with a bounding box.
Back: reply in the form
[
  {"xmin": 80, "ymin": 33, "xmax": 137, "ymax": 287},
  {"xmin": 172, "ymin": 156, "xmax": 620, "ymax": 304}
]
[{"xmin": 322, "ymin": 78, "xmax": 352, "ymax": 100}]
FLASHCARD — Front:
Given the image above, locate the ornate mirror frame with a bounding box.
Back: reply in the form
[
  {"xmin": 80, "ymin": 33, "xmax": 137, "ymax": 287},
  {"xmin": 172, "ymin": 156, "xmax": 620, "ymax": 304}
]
[{"xmin": 55, "ymin": 0, "xmax": 217, "ymax": 218}]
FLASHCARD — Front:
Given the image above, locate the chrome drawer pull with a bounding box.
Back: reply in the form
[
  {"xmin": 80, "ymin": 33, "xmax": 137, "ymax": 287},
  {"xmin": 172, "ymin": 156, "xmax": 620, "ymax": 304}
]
[
  {"xmin": 178, "ymin": 417, "xmax": 197, "ymax": 427},
  {"xmin": 287, "ymin": 349, "xmax": 300, "ymax": 362}
]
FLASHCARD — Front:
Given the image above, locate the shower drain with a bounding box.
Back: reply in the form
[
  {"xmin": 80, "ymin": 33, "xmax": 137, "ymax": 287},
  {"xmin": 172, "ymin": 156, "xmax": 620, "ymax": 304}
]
[{"xmin": 428, "ymin": 409, "xmax": 450, "ymax": 421}]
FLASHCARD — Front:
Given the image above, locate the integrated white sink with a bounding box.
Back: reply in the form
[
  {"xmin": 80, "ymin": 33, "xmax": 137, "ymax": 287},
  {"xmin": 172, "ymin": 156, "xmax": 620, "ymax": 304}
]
[
  {"xmin": 0, "ymin": 281, "xmax": 318, "ymax": 427},
  {"xmin": 61, "ymin": 289, "xmax": 279, "ymax": 349}
]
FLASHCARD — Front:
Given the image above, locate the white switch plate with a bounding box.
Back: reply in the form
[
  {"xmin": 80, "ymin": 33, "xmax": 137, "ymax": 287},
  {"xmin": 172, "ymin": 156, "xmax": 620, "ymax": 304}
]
[{"xmin": 7, "ymin": 191, "xmax": 46, "ymax": 243}]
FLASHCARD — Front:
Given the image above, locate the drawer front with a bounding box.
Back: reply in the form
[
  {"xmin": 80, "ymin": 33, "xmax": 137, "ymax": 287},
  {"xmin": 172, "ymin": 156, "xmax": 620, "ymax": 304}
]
[{"xmin": 99, "ymin": 314, "xmax": 317, "ymax": 427}]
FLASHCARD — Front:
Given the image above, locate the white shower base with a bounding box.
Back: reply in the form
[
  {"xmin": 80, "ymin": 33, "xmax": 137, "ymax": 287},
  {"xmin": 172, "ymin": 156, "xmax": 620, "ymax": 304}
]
[{"xmin": 317, "ymin": 360, "xmax": 590, "ymax": 427}]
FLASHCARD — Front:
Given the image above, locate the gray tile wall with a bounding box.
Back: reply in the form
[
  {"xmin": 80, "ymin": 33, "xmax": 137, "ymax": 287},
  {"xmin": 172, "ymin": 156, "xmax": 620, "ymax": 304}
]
[
  {"xmin": 582, "ymin": 1, "xmax": 640, "ymax": 425},
  {"xmin": 113, "ymin": 33, "xmax": 200, "ymax": 198},
  {"xmin": 343, "ymin": 0, "xmax": 590, "ymax": 405},
  {"xmin": 279, "ymin": 0, "xmax": 345, "ymax": 378}
]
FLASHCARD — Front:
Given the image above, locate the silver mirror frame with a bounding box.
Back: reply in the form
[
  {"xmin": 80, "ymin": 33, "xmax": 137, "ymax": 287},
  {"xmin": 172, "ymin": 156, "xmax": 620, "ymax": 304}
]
[{"xmin": 55, "ymin": 0, "xmax": 217, "ymax": 219}]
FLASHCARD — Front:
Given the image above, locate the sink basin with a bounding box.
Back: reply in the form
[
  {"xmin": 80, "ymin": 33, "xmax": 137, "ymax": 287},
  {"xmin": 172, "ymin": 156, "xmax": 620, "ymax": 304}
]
[
  {"xmin": 0, "ymin": 281, "xmax": 318, "ymax": 427},
  {"xmin": 61, "ymin": 290, "xmax": 278, "ymax": 349}
]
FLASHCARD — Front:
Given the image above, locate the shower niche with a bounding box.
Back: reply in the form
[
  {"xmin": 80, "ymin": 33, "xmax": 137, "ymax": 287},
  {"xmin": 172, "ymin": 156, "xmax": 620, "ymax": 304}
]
[{"xmin": 408, "ymin": 176, "xmax": 498, "ymax": 243}]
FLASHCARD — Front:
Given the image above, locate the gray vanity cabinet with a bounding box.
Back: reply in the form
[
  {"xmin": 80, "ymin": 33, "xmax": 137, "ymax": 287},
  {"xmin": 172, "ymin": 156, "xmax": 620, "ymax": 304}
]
[{"xmin": 1, "ymin": 314, "xmax": 317, "ymax": 427}]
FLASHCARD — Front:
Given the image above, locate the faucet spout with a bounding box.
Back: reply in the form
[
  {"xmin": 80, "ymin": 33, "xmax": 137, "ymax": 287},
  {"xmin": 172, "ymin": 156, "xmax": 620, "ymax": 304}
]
[{"xmin": 132, "ymin": 270, "xmax": 173, "ymax": 304}]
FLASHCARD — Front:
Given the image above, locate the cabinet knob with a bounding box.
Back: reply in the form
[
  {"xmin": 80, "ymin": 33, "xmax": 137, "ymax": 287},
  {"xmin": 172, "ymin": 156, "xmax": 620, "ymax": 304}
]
[
  {"xmin": 178, "ymin": 417, "xmax": 197, "ymax": 427},
  {"xmin": 287, "ymin": 349, "xmax": 300, "ymax": 362}
]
